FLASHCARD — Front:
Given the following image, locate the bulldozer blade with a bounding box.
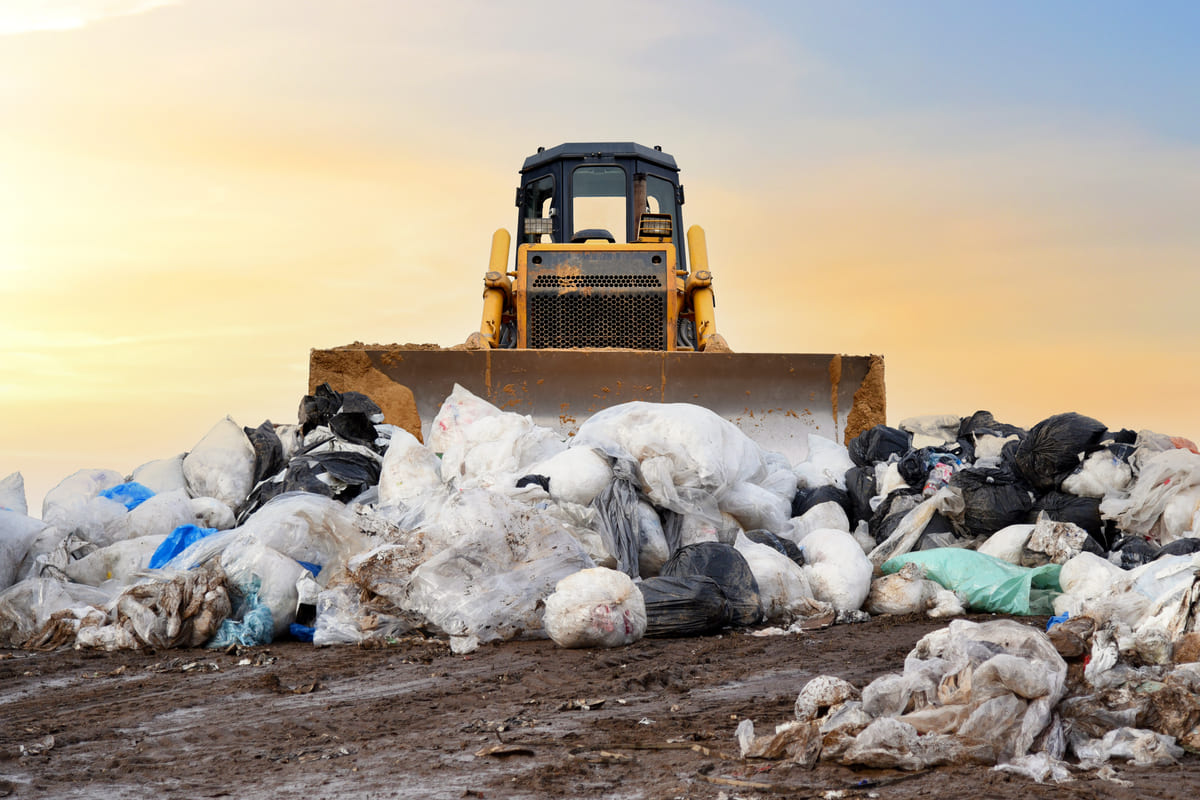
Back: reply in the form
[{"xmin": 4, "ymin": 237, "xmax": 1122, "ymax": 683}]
[{"xmin": 309, "ymin": 347, "xmax": 885, "ymax": 465}]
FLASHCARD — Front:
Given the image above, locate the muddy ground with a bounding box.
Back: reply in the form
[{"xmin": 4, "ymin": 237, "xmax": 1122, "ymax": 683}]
[{"xmin": 1, "ymin": 613, "xmax": 1196, "ymax": 800}]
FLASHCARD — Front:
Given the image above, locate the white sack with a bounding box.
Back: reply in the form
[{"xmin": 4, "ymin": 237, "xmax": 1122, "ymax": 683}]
[
  {"xmin": 802, "ymin": 529, "xmax": 873, "ymax": 613},
  {"xmin": 65, "ymin": 534, "xmax": 168, "ymax": 587},
  {"xmin": 378, "ymin": 427, "xmax": 446, "ymax": 508},
  {"xmin": 794, "ymin": 434, "xmax": 853, "ymax": 491},
  {"xmin": 183, "ymin": 416, "xmax": 256, "ymax": 512},
  {"xmin": 130, "ymin": 455, "xmax": 187, "ymax": 494},
  {"xmin": 543, "ymin": 567, "xmax": 646, "ymax": 648},
  {"xmin": 0, "ymin": 472, "xmax": 27, "ymax": 515},
  {"xmin": 526, "ymin": 447, "xmax": 613, "ymax": 506},
  {"xmin": 0, "ymin": 509, "xmax": 48, "ymax": 591}
]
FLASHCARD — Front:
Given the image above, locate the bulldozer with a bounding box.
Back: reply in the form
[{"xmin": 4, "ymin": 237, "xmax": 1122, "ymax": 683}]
[{"xmin": 309, "ymin": 142, "xmax": 885, "ymax": 463}]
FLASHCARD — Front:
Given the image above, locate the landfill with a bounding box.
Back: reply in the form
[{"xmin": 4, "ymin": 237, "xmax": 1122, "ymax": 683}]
[{"xmin": 4, "ymin": 386, "xmax": 1200, "ymax": 782}]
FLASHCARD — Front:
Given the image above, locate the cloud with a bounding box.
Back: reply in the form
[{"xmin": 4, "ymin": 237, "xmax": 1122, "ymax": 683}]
[{"xmin": 0, "ymin": 0, "xmax": 179, "ymax": 36}]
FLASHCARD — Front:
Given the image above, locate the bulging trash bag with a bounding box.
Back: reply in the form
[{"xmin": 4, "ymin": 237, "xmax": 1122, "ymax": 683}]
[
  {"xmin": 720, "ymin": 480, "xmax": 791, "ymax": 535},
  {"xmin": 801, "ymin": 529, "xmax": 872, "ymax": 614},
  {"xmin": 220, "ymin": 541, "xmax": 309, "ymax": 638},
  {"xmin": 1012, "ymin": 412, "xmax": 1108, "ymax": 494},
  {"xmin": 847, "ymin": 425, "xmax": 911, "ymax": 469},
  {"xmin": 794, "ymin": 435, "xmax": 854, "ymax": 491},
  {"xmin": 41, "ymin": 468, "xmax": 125, "ymax": 539},
  {"xmin": 792, "ymin": 484, "xmax": 853, "ymax": 521},
  {"xmin": 403, "ymin": 488, "xmax": 595, "ymax": 653},
  {"xmin": 234, "ymin": 492, "xmax": 366, "ymax": 576},
  {"xmin": 883, "ymin": 549, "xmax": 1061, "ymax": 615},
  {"xmin": 572, "ymin": 401, "xmax": 768, "ymax": 524},
  {"xmin": 130, "ymin": 455, "xmax": 187, "ymax": 495},
  {"xmin": 190, "ymin": 497, "xmax": 235, "ymax": 531},
  {"xmin": 735, "ymin": 531, "xmax": 825, "ymax": 624},
  {"xmin": 746, "ymin": 529, "xmax": 805, "ymax": 565},
  {"xmin": 950, "ymin": 466, "xmax": 1034, "ymax": 540},
  {"xmin": 378, "ymin": 427, "xmax": 446, "ymax": 509},
  {"xmin": 660, "ymin": 542, "xmax": 762, "ymax": 626},
  {"xmin": 639, "ymin": 575, "xmax": 732, "ymax": 637},
  {"xmin": 0, "ymin": 509, "xmax": 48, "ymax": 591},
  {"xmin": 1031, "ymin": 491, "xmax": 1107, "ymax": 544},
  {"xmin": 677, "ymin": 512, "xmax": 742, "ymax": 548},
  {"xmin": 183, "ymin": 416, "xmax": 257, "ymax": 512},
  {"xmin": 0, "ymin": 472, "xmax": 27, "ymax": 515},
  {"xmin": 429, "ymin": 384, "xmax": 565, "ymax": 487},
  {"xmin": 866, "ymin": 562, "xmax": 946, "ymax": 616},
  {"xmin": 95, "ymin": 488, "xmax": 196, "ymax": 548},
  {"xmin": 64, "ymin": 534, "xmax": 168, "ymax": 586},
  {"xmin": 543, "ymin": 567, "xmax": 646, "ymax": 648},
  {"xmin": 523, "ymin": 446, "xmax": 613, "ymax": 506},
  {"xmin": 589, "ymin": 459, "xmax": 644, "ymax": 577},
  {"xmin": 789, "ymin": 500, "xmax": 851, "ymax": 542}
]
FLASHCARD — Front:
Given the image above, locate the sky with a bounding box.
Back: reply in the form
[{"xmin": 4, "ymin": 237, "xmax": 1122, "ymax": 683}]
[{"xmin": 2, "ymin": 0, "xmax": 1199, "ymax": 516}]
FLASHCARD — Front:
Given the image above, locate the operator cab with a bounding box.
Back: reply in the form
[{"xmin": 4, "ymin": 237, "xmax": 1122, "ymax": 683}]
[{"xmin": 516, "ymin": 142, "xmax": 687, "ymax": 270}]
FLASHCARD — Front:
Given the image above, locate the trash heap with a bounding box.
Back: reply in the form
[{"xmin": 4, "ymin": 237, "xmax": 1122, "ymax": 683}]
[{"xmin": 3, "ymin": 386, "xmax": 1200, "ymax": 772}]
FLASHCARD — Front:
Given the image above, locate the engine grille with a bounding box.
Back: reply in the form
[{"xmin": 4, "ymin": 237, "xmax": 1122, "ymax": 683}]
[{"xmin": 525, "ymin": 251, "xmax": 669, "ymax": 350}]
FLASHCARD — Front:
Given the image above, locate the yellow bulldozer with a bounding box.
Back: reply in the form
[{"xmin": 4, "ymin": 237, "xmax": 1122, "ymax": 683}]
[{"xmin": 309, "ymin": 142, "xmax": 885, "ymax": 462}]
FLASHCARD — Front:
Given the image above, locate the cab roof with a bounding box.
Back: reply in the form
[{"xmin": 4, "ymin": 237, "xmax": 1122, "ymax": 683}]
[{"xmin": 521, "ymin": 142, "xmax": 679, "ymax": 173}]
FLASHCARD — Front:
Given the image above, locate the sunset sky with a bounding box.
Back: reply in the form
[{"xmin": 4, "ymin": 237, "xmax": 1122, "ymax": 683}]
[{"xmin": 3, "ymin": 1, "xmax": 1198, "ymax": 514}]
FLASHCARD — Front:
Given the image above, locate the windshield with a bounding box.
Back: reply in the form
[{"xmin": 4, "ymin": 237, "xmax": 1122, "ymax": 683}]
[{"xmin": 571, "ymin": 165, "xmax": 626, "ymax": 242}]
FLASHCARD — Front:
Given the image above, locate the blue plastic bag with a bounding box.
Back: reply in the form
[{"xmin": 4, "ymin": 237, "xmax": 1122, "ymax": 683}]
[
  {"xmin": 99, "ymin": 481, "xmax": 155, "ymax": 511},
  {"xmin": 149, "ymin": 524, "xmax": 219, "ymax": 569},
  {"xmin": 207, "ymin": 589, "xmax": 275, "ymax": 648},
  {"xmin": 882, "ymin": 548, "xmax": 1062, "ymax": 615}
]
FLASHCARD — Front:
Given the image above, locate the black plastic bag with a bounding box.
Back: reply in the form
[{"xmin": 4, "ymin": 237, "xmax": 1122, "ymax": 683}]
[
  {"xmin": 844, "ymin": 465, "xmax": 877, "ymax": 526},
  {"xmin": 1013, "ymin": 412, "xmax": 1109, "ymax": 494},
  {"xmin": 847, "ymin": 425, "xmax": 911, "ymax": 468},
  {"xmin": 950, "ymin": 466, "xmax": 1034, "ymax": 539},
  {"xmin": 869, "ymin": 488, "xmax": 923, "ymax": 544},
  {"xmin": 299, "ymin": 383, "xmax": 343, "ymax": 434},
  {"xmin": 660, "ymin": 542, "xmax": 762, "ymax": 626},
  {"xmin": 1155, "ymin": 538, "xmax": 1200, "ymax": 560},
  {"xmin": 792, "ymin": 484, "xmax": 852, "ymax": 520},
  {"xmin": 244, "ymin": 420, "xmax": 285, "ymax": 486},
  {"xmin": 639, "ymin": 575, "xmax": 733, "ymax": 637},
  {"xmin": 1031, "ymin": 491, "xmax": 1104, "ymax": 540},
  {"xmin": 590, "ymin": 459, "xmax": 642, "ymax": 577},
  {"xmin": 1109, "ymin": 535, "xmax": 1156, "ymax": 569}
]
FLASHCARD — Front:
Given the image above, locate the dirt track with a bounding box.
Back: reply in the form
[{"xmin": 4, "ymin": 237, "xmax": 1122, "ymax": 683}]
[{"xmin": 2, "ymin": 614, "xmax": 1197, "ymax": 799}]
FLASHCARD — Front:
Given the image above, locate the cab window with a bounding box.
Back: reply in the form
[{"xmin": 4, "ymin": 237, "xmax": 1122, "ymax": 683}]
[
  {"xmin": 572, "ymin": 165, "xmax": 627, "ymax": 242},
  {"xmin": 521, "ymin": 174, "xmax": 555, "ymax": 244}
]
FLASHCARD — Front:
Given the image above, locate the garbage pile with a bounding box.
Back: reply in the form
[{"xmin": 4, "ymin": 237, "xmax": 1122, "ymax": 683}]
[{"xmin": 3, "ymin": 386, "xmax": 1200, "ymax": 772}]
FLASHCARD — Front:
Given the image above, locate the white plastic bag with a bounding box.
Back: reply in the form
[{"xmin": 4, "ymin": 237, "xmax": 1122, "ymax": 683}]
[
  {"xmin": 64, "ymin": 534, "xmax": 168, "ymax": 587},
  {"xmin": 130, "ymin": 455, "xmax": 187, "ymax": 494},
  {"xmin": 977, "ymin": 524, "xmax": 1036, "ymax": 564},
  {"xmin": 97, "ymin": 488, "xmax": 195, "ymax": 547},
  {"xmin": 429, "ymin": 384, "xmax": 565, "ymax": 486},
  {"xmin": 524, "ymin": 446, "xmax": 614, "ymax": 506},
  {"xmin": 0, "ymin": 472, "xmax": 27, "ymax": 515},
  {"xmin": 41, "ymin": 468, "xmax": 125, "ymax": 537},
  {"xmin": 378, "ymin": 427, "xmax": 446, "ymax": 508},
  {"xmin": 802, "ymin": 529, "xmax": 873, "ymax": 613},
  {"xmin": 543, "ymin": 567, "xmax": 646, "ymax": 648},
  {"xmin": 719, "ymin": 481, "xmax": 791, "ymax": 534},
  {"xmin": 0, "ymin": 509, "xmax": 48, "ymax": 591},
  {"xmin": 794, "ymin": 434, "xmax": 853, "ymax": 491},
  {"xmin": 573, "ymin": 401, "xmax": 767, "ymax": 522},
  {"xmin": 220, "ymin": 540, "xmax": 308, "ymax": 637},
  {"xmin": 183, "ymin": 416, "xmax": 256, "ymax": 512},
  {"xmin": 735, "ymin": 532, "xmax": 824, "ymax": 624}
]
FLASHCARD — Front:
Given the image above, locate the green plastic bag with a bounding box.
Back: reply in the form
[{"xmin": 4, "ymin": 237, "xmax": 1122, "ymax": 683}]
[{"xmin": 881, "ymin": 549, "xmax": 1062, "ymax": 615}]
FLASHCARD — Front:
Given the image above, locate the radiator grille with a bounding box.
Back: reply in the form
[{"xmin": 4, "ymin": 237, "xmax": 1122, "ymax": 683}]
[
  {"xmin": 525, "ymin": 251, "xmax": 669, "ymax": 350},
  {"xmin": 528, "ymin": 293, "xmax": 666, "ymax": 349},
  {"xmin": 532, "ymin": 274, "xmax": 662, "ymax": 289}
]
